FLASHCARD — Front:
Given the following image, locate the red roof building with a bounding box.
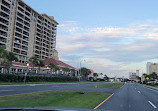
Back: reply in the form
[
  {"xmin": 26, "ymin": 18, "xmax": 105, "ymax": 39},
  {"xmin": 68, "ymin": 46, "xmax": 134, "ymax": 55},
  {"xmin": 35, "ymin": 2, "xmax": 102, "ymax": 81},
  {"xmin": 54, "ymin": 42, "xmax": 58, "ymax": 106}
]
[{"xmin": 0, "ymin": 58, "xmax": 76, "ymax": 74}]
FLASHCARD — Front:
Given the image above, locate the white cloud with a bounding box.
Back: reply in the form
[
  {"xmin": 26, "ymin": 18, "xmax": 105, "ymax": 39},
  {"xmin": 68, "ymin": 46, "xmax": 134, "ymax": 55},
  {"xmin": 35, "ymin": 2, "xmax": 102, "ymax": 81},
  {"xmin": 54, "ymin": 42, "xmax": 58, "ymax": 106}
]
[{"xmin": 56, "ymin": 20, "xmax": 158, "ymax": 77}]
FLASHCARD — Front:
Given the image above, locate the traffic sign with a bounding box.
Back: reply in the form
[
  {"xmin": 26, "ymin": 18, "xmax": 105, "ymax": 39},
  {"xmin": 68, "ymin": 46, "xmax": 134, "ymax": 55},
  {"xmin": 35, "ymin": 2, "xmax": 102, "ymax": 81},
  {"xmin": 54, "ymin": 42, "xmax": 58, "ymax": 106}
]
[{"xmin": 146, "ymin": 77, "xmax": 149, "ymax": 80}]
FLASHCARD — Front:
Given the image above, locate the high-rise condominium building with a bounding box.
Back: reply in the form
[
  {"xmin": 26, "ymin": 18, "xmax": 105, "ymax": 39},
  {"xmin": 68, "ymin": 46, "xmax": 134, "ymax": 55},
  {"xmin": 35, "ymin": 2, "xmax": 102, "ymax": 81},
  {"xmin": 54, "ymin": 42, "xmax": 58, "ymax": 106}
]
[
  {"xmin": 146, "ymin": 62, "xmax": 158, "ymax": 74},
  {"xmin": 0, "ymin": 0, "xmax": 58, "ymax": 63}
]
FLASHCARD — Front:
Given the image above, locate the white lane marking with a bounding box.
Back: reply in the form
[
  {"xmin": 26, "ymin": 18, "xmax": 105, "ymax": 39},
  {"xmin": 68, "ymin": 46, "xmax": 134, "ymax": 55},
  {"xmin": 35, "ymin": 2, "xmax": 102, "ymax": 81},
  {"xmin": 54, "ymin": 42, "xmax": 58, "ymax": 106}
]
[
  {"xmin": 135, "ymin": 88, "xmax": 136, "ymax": 90},
  {"xmin": 148, "ymin": 101, "xmax": 157, "ymax": 109},
  {"xmin": 138, "ymin": 91, "xmax": 141, "ymax": 93}
]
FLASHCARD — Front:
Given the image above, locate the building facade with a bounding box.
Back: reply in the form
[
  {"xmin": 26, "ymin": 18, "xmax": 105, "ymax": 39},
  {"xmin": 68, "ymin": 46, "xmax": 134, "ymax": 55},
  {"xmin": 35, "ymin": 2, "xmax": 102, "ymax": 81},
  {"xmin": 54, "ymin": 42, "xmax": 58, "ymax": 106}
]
[
  {"xmin": 129, "ymin": 72, "xmax": 137, "ymax": 80},
  {"xmin": 0, "ymin": 0, "xmax": 58, "ymax": 63},
  {"xmin": 146, "ymin": 62, "xmax": 158, "ymax": 74}
]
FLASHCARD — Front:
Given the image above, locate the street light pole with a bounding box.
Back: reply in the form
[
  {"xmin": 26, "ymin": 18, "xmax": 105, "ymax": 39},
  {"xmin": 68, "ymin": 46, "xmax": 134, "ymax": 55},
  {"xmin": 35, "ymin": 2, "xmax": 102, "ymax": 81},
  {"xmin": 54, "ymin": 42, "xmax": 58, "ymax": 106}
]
[
  {"xmin": 24, "ymin": 63, "xmax": 29, "ymax": 84},
  {"xmin": 79, "ymin": 60, "xmax": 86, "ymax": 81}
]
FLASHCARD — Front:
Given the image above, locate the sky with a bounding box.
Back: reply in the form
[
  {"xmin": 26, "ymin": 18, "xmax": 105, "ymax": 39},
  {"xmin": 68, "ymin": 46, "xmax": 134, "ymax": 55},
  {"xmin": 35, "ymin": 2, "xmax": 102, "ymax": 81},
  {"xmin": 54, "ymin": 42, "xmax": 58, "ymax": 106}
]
[{"xmin": 23, "ymin": 0, "xmax": 158, "ymax": 78}]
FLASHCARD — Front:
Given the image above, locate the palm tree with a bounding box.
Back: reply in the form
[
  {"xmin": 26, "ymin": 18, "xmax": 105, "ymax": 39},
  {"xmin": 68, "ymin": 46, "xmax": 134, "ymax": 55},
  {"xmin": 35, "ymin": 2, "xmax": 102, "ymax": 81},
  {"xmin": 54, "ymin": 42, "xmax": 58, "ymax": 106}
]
[
  {"xmin": 29, "ymin": 57, "xmax": 38, "ymax": 73},
  {"xmin": 80, "ymin": 67, "xmax": 91, "ymax": 80},
  {"xmin": 0, "ymin": 48, "xmax": 7, "ymax": 58},
  {"xmin": 1, "ymin": 51, "xmax": 18, "ymax": 73},
  {"xmin": 36, "ymin": 60, "xmax": 45, "ymax": 73},
  {"xmin": 48, "ymin": 63, "xmax": 56, "ymax": 74}
]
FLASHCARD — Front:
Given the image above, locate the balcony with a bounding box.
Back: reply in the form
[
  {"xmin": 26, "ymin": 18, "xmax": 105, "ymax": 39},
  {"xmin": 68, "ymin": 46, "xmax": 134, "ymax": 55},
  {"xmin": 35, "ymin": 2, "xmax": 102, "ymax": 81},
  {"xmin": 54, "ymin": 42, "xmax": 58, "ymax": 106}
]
[
  {"xmin": 17, "ymin": 12, "xmax": 24, "ymax": 19},
  {"xmin": 15, "ymin": 32, "xmax": 22, "ymax": 38},
  {"xmin": 25, "ymin": 11, "xmax": 30, "ymax": 17},
  {"xmin": 0, "ymin": 17, "xmax": 8, "ymax": 25},
  {"xmin": 23, "ymin": 31, "xmax": 29, "ymax": 36},
  {"xmin": 36, "ymin": 37, "xmax": 41, "ymax": 41},
  {"xmin": 0, "ymin": 43, "xmax": 6, "ymax": 49},
  {"xmin": 14, "ymin": 38, "xmax": 21, "ymax": 43},
  {"xmin": 0, "ymin": 30, "xmax": 7, "ymax": 37},
  {"xmin": 26, "ymin": 7, "xmax": 31, "ymax": 13},
  {"xmin": 14, "ymin": 43, "xmax": 21, "ymax": 48},
  {"xmin": 13, "ymin": 48, "xmax": 20, "ymax": 54},
  {"xmin": 16, "ymin": 27, "xmax": 22, "ymax": 33},
  {"xmin": 16, "ymin": 22, "xmax": 23, "ymax": 28},
  {"xmin": 22, "ymin": 46, "xmax": 28, "ymax": 51},
  {"xmin": 18, "ymin": 6, "xmax": 24, "ymax": 13},
  {"xmin": 0, "ymin": 24, "xmax": 8, "ymax": 31},
  {"xmin": 0, "ymin": 11, "xmax": 9, "ymax": 20},
  {"xmin": 25, "ymin": 16, "xmax": 30, "ymax": 22},
  {"xmin": 1, "ymin": 5, "xmax": 10, "ymax": 14},
  {"xmin": 17, "ymin": 17, "xmax": 23, "ymax": 23},
  {"xmin": 36, "ymin": 32, "xmax": 41, "ymax": 37},
  {"xmin": 35, "ymin": 45, "xmax": 41, "ymax": 50},
  {"xmin": 2, "ymin": 0, "xmax": 10, "ymax": 9},
  {"xmin": 0, "ymin": 37, "xmax": 6, "ymax": 43},
  {"xmin": 24, "ymin": 21, "xmax": 30, "ymax": 27},
  {"xmin": 21, "ymin": 51, "xmax": 27, "ymax": 55},
  {"xmin": 22, "ymin": 41, "xmax": 28, "ymax": 46},
  {"xmin": 36, "ymin": 41, "xmax": 41, "ymax": 45},
  {"xmin": 24, "ymin": 26, "xmax": 29, "ymax": 31},
  {"xmin": 23, "ymin": 36, "xmax": 29, "ymax": 41},
  {"xmin": 18, "ymin": 1, "xmax": 24, "ymax": 8},
  {"xmin": 35, "ymin": 50, "xmax": 41, "ymax": 54}
]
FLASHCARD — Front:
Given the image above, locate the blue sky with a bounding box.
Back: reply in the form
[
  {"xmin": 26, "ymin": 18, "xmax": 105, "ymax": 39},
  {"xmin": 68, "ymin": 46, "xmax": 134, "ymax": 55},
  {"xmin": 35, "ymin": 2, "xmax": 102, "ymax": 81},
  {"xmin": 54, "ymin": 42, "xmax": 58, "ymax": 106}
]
[{"xmin": 23, "ymin": 0, "xmax": 158, "ymax": 77}]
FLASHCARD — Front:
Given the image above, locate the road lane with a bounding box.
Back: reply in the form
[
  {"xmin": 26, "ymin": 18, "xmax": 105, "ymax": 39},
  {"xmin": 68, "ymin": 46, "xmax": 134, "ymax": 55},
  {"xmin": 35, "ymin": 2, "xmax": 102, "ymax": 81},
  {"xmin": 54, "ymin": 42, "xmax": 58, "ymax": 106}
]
[
  {"xmin": 98, "ymin": 83, "xmax": 158, "ymax": 111},
  {"xmin": 0, "ymin": 82, "xmax": 117, "ymax": 96}
]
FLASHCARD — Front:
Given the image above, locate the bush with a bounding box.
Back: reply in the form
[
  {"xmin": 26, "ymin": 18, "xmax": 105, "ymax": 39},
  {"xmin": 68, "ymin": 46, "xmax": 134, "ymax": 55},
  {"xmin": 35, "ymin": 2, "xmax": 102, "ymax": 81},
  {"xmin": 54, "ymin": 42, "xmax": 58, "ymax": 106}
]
[{"xmin": 0, "ymin": 74, "xmax": 79, "ymax": 82}]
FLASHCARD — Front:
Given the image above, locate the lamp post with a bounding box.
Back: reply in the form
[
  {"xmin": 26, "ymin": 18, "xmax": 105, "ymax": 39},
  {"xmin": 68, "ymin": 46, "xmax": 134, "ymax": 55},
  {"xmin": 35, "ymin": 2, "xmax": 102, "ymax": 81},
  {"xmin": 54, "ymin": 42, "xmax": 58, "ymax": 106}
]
[
  {"xmin": 78, "ymin": 60, "xmax": 86, "ymax": 81},
  {"xmin": 24, "ymin": 63, "xmax": 29, "ymax": 84}
]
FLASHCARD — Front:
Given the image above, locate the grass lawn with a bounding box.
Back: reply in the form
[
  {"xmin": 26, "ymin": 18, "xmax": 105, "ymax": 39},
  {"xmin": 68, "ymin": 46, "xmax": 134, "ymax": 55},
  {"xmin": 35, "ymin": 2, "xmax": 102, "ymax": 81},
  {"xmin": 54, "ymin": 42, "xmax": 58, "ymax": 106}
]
[
  {"xmin": 0, "ymin": 91, "xmax": 110, "ymax": 109},
  {"xmin": 153, "ymin": 85, "xmax": 158, "ymax": 88},
  {"xmin": 0, "ymin": 81, "xmax": 92, "ymax": 85},
  {"xmin": 90, "ymin": 83, "xmax": 124, "ymax": 88}
]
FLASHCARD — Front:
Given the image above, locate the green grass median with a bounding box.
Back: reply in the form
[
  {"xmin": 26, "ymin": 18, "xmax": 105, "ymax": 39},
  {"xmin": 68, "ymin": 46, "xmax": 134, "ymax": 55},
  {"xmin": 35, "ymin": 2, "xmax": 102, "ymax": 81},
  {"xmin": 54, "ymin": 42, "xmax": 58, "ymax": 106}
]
[
  {"xmin": 0, "ymin": 91, "xmax": 110, "ymax": 109},
  {"xmin": 0, "ymin": 81, "xmax": 92, "ymax": 85},
  {"xmin": 90, "ymin": 83, "xmax": 124, "ymax": 88}
]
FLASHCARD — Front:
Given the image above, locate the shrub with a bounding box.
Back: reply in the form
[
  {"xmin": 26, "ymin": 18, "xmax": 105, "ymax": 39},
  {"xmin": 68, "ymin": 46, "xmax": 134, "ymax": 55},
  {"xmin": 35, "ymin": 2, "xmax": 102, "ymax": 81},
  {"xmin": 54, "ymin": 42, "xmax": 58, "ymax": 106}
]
[{"xmin": 0, "ymin": 74, "xmax": 79, "ymax": 82}]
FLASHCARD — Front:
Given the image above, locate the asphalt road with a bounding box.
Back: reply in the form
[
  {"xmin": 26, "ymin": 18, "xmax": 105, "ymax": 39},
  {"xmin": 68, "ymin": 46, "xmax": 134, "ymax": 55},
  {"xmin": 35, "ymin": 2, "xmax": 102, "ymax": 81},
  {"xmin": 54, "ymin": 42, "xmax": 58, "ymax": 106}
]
[
  {"xmin": 1, "ymin": 82, "xmax": 158, "ymax": 111},
  {"xmin": 0, "ymin": 82, "xmax": 117, "ymax": 96},
  {"xmin": 98, "ymin": 83, "xmax": 158, "ymax": 111}
]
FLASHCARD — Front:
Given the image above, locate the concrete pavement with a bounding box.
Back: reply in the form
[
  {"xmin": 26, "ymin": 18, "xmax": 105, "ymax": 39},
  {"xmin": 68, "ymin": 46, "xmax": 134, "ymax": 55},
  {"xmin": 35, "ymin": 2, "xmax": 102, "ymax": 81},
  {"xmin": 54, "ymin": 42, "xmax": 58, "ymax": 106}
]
[{"xmin": 98, "ymin": 83, "xmax": 158, "ymax": 111}]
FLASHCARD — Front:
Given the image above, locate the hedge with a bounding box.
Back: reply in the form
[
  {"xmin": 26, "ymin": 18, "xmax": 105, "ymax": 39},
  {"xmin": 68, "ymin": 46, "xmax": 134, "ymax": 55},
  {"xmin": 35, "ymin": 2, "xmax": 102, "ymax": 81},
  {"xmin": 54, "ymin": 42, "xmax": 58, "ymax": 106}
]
[{"xmin": 0, "ymin": 74, "xmax": 79, "ymax": 82}]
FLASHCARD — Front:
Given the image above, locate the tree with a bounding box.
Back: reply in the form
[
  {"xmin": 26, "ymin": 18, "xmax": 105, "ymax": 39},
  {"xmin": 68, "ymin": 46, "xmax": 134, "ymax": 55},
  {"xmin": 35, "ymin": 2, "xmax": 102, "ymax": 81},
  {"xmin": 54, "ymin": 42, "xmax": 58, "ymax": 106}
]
[
  {"xmin": 0, "ymin": 48, "xmax": 7, "ymax": 58},
  {"xmin": 93, "ymin": 73, "xmax": 98, "ymax": 77},
  {"xmin": 29, "ymin": 57, "xmax": 38, "ymax": 73},
  {"xmin": 48, "ymin": 63, "xmax": 56, "ymax": 74},
  {"xmin": 36, "ymin": 59, "xmax": 45, "ymax": 73},
  {"xmin": 149, "ymin": 72, "xmax": 158, "ymax": 79},
  {"xmin": 80, "ymin": 67, "xmax": 91, "ymax": 80},
  {"xmin": 1, "ymin": 51, "xmax": 18, "ymax": 73},
  {"xmin": 104, "ymin": 74, "xmax": 109, "ymax": 81}
]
